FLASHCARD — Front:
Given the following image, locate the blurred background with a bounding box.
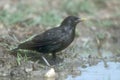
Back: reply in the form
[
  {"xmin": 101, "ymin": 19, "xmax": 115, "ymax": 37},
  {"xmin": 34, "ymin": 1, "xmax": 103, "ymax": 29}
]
[{"xmin": 0, "ymin": 0, "xmax": 120, "ymax": 80}]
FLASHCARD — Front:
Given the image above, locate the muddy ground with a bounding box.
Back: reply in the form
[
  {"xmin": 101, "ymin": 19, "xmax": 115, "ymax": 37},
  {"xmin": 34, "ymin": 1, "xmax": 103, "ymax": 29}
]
[{"xmin": 0, "ymin": 0, "xmax": 120, "ymax": 80}]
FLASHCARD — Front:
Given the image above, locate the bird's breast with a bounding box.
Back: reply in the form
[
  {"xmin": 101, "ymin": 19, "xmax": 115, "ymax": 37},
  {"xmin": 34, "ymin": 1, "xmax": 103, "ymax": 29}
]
[{"xmin": 60, "ymin": 30, "xmax": 75, "ymax": 49}]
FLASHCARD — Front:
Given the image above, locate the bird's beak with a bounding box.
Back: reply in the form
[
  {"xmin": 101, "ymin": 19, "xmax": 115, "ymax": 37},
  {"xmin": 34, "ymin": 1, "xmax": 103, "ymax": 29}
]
[
  {"xmin": 79, "ymin": 18, "xmax": 87, "ymax": 22},
  {"xmin": 75, "ymin": 17, "xmax": 87, "ymax": 23}
]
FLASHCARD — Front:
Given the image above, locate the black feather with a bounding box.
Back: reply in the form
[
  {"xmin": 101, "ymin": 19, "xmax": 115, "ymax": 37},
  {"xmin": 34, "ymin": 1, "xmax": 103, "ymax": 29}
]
[{"xmin": 13, "ymin": 16, "xmax": 83, "ymax": 61}]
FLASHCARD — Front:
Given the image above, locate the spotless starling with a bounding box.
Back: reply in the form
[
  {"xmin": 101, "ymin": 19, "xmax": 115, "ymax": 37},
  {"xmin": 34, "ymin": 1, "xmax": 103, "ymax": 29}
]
[{"xmin": 14, "ymin": 16, "xmax": 86, "ymax": 61}]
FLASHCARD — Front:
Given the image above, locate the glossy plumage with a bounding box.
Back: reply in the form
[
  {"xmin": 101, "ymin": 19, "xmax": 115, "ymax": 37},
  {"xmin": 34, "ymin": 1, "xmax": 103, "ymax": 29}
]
[{"xmin": 14, "ymin": 16, "xmax": 85, "ymax": 60}]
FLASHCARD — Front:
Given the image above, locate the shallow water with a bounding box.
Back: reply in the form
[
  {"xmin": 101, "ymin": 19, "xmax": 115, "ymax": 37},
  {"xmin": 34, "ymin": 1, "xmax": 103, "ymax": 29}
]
[{"xmin": 66, "ymin": 62, "xmax": 120, "ymax": 80}]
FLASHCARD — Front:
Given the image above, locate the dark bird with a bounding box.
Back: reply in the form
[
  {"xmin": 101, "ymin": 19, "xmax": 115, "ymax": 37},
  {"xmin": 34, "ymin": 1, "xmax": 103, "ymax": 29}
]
[{"xmin": 13, "ymin": 16, "xmax": 86, "ymax": 61}]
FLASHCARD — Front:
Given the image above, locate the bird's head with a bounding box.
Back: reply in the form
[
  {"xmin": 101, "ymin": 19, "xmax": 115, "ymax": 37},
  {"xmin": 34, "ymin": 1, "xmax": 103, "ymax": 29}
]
[{"xmin": 61, "ymin": 16, "xmax": 86, "ymax": 27}]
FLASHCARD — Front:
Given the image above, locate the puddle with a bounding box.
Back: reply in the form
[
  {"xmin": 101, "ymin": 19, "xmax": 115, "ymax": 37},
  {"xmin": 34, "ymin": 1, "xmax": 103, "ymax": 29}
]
[{"xmin": 66, "ymin": 62, "xmax": 120, "ymax": 80}]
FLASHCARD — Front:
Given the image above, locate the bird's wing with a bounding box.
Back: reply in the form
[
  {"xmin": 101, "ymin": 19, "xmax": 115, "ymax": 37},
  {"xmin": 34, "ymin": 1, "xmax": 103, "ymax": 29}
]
[
  {"xmin": 18, "ymin": 27, "xmax": 63, "ymax": 49},
  {"xmin": 31, "ymin": 27, "xmax": 63, "ymax": 47}
]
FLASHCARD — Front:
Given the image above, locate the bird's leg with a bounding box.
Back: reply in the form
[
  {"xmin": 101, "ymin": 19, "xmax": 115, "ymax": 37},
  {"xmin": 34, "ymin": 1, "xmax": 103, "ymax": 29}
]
[
  {"xmin": 40, "ymin": 53, "xmax": 51, "ymax": 66},
  {"xmin": 52, "ymin": 53, "xmax": 56, "ymax": 61},
  {"xmin": 41, "ymin": 56, "xmax": 50, "ymax": 66}
]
